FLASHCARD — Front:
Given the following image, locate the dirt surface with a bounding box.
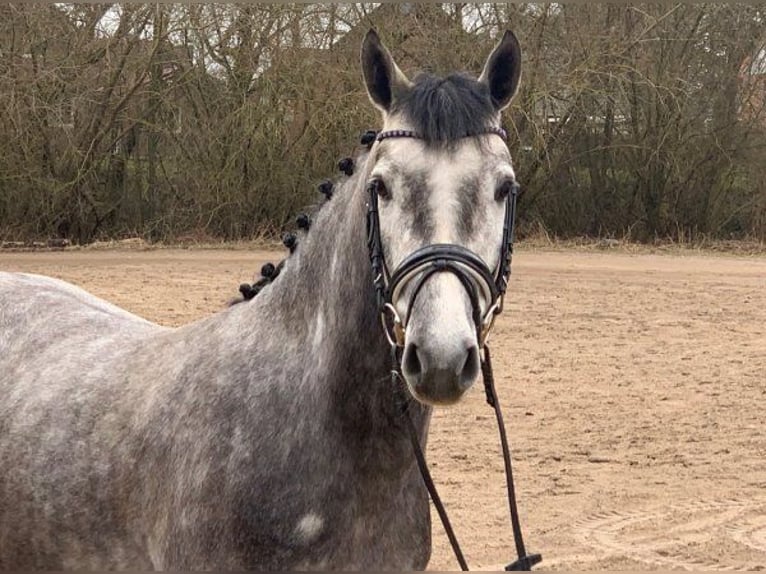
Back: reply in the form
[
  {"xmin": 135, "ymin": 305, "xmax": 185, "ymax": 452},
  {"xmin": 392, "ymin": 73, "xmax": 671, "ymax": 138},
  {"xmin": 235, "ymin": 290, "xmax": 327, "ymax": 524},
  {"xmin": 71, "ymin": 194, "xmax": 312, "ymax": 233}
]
[{"xmin": 2, "ymin": 247, "xmax": 765, "ymax": 571}]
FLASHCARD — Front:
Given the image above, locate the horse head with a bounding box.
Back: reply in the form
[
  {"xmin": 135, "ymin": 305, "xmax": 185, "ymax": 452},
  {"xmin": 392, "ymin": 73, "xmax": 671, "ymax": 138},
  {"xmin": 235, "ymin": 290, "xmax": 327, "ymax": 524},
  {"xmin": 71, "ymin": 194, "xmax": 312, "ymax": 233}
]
[{"xmin": 361, "ymin": 29, "xmax": 522, "ymax": 406}]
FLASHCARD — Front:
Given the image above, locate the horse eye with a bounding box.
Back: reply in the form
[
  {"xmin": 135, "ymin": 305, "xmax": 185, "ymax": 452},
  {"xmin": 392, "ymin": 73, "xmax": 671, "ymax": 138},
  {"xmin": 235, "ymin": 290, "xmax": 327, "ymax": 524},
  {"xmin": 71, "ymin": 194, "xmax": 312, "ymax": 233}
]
[
  {"xmin": 495, "ymin": 179, "xmax": 519, "ymax": 201},
  {"xmin": 368, "ymin": 178, "xmax": 391, "ymax": 200}
]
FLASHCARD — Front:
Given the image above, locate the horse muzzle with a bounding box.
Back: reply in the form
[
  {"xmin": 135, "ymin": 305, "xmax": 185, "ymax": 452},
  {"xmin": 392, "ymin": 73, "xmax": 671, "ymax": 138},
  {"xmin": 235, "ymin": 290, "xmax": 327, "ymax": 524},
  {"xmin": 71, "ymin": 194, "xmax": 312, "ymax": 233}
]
[
  {"xmin": 378, "ymin": 244, "xmax": 499, "ymax": 404},
  {"xmin": 400, "ymin": 327, "xmax": 481, "ymax": 405}
]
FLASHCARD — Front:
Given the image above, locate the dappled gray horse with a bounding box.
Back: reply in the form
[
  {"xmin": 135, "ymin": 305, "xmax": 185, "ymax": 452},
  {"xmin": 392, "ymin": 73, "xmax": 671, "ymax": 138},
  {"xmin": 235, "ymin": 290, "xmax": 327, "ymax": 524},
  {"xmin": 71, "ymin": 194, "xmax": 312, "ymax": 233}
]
[{"xmin": 0, "ymin": 30, "xmax": 522, "ymax": 570}]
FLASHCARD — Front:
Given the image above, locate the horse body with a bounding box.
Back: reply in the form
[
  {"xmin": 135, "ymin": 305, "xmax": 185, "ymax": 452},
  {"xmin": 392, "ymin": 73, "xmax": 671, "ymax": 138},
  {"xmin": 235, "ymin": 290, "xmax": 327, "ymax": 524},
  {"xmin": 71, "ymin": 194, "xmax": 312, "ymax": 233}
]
[
  {"xmin": 0, "ymin": 171, "xmax": 431, "ymax": 569},
  {"xmin": 0, "ymin": 29, "xmax": 522, "ymax": 570}
]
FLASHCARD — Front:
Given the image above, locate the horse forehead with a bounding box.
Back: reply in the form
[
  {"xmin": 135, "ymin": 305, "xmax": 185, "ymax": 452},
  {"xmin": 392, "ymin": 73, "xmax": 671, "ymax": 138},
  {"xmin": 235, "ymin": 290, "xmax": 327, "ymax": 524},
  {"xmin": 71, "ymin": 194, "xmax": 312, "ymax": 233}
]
[
  {"xmin": 385, "ymin": 135, "xmax": 511, "ymax": 176},
  {"xmin": 431, "ymin": 154, "xmax": 483, "ymax": 189},
  {"xmin": 382, "ymin": 144, "xmax": 483, "ymax": 195},
  {"xmin": 384, "ymin": 137, "xmax": 484, "ymax": 166}
]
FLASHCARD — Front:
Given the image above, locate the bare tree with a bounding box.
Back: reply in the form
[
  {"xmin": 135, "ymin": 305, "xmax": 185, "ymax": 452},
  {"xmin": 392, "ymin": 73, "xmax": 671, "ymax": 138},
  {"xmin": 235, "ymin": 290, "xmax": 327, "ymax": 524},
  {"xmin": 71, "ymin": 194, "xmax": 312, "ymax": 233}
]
[{"xmin": 0, "ymin": 3, "xmax": 764, "ymax": 243}]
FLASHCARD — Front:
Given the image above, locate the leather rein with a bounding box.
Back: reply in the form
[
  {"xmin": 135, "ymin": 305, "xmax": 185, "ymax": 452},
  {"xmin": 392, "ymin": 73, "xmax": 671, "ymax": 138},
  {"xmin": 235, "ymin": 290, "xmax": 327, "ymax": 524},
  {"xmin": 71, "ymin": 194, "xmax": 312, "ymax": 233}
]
[{"xmin": 366, "ymin": 127, "xmax": 541, "ymax": 571}]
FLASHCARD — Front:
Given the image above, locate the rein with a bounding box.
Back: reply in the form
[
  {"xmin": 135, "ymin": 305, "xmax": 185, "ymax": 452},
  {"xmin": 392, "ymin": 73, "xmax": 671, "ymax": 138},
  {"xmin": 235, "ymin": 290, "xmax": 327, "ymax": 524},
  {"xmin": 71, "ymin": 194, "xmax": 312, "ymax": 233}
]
[{"xmin": 367, "ymin": 128, "xmax": 541, "ymax": 571}]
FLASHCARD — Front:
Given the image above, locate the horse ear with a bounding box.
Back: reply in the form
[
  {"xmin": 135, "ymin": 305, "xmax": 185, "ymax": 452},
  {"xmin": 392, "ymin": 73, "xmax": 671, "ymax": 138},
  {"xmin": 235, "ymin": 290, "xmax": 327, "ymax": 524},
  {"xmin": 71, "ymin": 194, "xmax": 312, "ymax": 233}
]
[
  {"xmin": 479, "ymin": 30, "xmax": 522, "ymax": 112},
  {"xmin": 361, "ymin": 29, "xmax": 412, "ymax": 113}
]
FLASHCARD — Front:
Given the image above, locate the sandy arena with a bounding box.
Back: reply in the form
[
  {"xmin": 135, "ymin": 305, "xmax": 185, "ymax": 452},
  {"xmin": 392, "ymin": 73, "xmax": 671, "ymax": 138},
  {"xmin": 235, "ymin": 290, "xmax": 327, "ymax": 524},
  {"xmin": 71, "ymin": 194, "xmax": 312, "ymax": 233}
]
[{"xmin": 2, "ymin": 246, "xmax": 764, "ymax": 570}]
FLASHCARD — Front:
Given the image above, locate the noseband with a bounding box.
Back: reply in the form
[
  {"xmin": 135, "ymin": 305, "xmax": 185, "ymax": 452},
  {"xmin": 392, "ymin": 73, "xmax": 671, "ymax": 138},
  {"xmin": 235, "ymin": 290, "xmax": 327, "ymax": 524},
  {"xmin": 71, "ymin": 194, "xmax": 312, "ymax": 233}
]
[
  {"xmin": 365, "ymin": 128, "xmax": 541, "ymax": 571},
  {"xmin": 366, "ymin": 127, "xmax": 519, "ymax": 348}
]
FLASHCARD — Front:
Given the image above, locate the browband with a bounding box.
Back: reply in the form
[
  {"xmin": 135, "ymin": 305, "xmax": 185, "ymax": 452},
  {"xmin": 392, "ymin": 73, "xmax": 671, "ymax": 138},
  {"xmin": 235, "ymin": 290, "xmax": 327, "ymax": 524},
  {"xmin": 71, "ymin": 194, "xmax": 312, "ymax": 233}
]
[{"xmin": 376, "ymin": 127, "xmax": 507, "ymax": 144}]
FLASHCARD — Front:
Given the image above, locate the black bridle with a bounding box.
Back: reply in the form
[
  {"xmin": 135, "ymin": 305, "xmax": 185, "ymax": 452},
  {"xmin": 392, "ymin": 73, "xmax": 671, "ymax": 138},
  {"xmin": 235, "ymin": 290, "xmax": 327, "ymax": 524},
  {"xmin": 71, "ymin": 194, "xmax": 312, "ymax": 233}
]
[
  {"xmin": 366, "ymin": 128, "xmax": 541, "ymax": 571},
  {"xmin": 368, "ymin": 126, "xmax": 515, "ymax": 347}
]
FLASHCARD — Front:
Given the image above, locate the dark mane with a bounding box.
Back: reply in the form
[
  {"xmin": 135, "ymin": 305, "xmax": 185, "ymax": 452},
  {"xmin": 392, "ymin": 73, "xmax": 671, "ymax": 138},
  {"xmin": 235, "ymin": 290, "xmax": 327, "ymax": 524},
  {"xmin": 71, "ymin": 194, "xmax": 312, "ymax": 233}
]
[{"xmin": 393, "ymin": 73, "xmax": 497, "ymax": 146}]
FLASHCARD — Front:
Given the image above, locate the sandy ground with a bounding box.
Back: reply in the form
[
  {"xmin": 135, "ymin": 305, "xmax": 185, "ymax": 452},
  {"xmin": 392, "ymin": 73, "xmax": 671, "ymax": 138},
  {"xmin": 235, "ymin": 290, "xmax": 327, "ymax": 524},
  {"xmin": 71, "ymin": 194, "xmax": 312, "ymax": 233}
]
[{"xmin": 1, "ymin": 246, "xmax": 764, "ymax": 571}]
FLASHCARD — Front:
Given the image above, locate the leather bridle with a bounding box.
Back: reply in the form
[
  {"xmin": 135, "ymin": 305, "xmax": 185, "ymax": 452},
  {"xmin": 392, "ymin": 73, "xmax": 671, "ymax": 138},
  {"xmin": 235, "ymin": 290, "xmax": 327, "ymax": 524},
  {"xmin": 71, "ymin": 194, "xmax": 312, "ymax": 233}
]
[
  {"xmin": 365, "ymin": 128, "xmax": 542, "ymax": 571},
  {"xmin": 367, "ymin": 127, "xmax": 518, "ymax": 349}
]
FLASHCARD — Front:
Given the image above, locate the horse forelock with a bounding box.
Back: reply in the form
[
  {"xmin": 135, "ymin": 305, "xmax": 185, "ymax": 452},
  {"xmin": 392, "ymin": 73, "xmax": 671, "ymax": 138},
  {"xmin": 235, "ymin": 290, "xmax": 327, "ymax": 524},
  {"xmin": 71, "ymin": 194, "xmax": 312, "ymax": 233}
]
[{"xmin": 392, "ymin": 73, "xmax": 498, "ymax": 148}]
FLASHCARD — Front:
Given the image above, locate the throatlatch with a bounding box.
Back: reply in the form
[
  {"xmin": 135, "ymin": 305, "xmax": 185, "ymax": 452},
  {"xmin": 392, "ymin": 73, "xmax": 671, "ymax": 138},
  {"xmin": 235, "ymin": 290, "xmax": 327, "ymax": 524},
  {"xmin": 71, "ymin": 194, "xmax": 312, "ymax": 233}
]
[{"xmin": 367, "ymin": 128, "xmax": 542, "ymax": 571}]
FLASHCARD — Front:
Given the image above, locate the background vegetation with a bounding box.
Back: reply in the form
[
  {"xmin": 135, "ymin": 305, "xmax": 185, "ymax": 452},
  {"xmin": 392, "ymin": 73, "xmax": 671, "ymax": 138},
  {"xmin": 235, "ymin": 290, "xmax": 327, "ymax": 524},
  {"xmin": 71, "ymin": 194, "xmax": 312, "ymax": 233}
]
[{"xmin": 1, "ymin": 3, "xmax": 765, "ymax": 244}]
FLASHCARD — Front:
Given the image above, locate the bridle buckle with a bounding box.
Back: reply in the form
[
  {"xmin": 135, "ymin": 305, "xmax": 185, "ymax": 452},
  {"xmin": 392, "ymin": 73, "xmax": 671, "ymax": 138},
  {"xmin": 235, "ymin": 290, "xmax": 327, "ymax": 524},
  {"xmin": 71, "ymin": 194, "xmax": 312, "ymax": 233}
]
[
  {"xmin": 480, "ymin": 295, "xmax": 504, "ymax": 346},
  {"xmin": 381, "ymin": 302, "xmax": 406, "ymax": 348}
]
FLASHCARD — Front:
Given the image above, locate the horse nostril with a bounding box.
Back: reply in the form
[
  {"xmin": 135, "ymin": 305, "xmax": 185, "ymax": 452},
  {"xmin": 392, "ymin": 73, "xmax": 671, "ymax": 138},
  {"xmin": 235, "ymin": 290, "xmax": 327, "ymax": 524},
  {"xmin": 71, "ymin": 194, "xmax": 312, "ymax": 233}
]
[
  {"xmin": 402, "ymin": 343, "xmax": 422, "ymax": 378},
  {"xmin": 459, "ymin": 345, "xmax": 480, "ymax": 390}
]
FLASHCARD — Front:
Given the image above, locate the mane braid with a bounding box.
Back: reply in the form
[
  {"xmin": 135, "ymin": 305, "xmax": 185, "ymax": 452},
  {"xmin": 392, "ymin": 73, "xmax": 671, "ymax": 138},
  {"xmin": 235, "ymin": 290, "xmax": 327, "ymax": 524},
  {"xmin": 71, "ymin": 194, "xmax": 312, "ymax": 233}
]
[
  {"xmin": 392, "ymin": 73, "xmax": 497, "ymax": 148},
  {"xmin": 230, "ymin": 144, "xmax": 373, "ymax": 307}
]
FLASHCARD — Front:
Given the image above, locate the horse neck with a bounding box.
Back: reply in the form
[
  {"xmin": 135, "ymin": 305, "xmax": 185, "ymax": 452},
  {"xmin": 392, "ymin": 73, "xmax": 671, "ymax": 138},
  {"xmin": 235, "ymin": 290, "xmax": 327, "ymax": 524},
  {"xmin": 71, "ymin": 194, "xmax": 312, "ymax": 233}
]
[{"xmin": 249, "ymin": 154, "xmax": 431, "ymax": 444}]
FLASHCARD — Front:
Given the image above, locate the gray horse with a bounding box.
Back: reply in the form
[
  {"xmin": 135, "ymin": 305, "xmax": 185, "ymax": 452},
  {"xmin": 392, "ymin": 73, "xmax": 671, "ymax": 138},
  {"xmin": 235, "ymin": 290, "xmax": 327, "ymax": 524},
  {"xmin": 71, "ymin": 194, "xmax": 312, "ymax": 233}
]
[{"xmin": 0, "ymin": 30, "xmax": 521, "ymax": 570}]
